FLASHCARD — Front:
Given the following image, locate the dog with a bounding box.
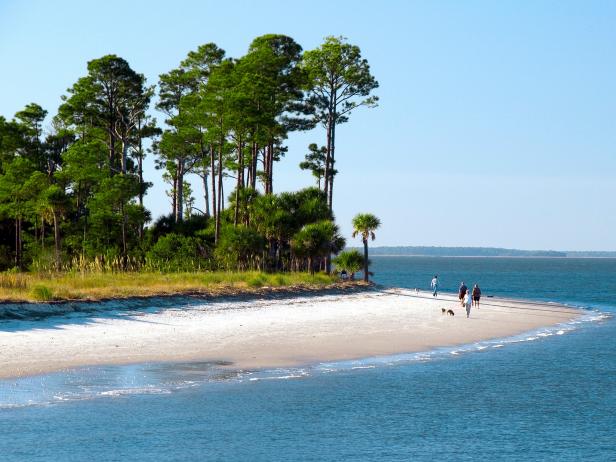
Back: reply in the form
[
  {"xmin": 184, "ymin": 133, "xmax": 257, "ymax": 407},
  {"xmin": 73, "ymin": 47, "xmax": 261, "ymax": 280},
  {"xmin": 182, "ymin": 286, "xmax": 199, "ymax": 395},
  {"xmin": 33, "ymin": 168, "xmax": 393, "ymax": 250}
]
[
  {"xmin": 441, "ymin": 308, "xmax": 446, "ymax": 314},
  {"xmin": 447, "ymin": 309, "xmax": 455, "ymax": 316}
]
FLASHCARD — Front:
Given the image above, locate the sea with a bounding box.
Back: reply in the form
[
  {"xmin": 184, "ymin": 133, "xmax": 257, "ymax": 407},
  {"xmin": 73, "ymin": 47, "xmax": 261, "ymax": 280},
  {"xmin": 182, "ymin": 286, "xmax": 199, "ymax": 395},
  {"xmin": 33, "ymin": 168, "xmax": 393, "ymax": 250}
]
[{"xmin": 1, "ymin": 257, "xmax": 615, "ymax": 461}]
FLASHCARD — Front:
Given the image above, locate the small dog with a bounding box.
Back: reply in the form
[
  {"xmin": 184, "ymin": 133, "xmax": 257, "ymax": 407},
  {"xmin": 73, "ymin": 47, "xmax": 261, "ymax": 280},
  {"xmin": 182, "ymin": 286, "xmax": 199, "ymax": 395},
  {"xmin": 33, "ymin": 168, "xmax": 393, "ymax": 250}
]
[
  {"xmin": 441, "ymin": 308, "xmax": 446, "ymax": 314},
  {"xmin": 447, "ymin": 309, "xmax": 455, "ymax": 316}
]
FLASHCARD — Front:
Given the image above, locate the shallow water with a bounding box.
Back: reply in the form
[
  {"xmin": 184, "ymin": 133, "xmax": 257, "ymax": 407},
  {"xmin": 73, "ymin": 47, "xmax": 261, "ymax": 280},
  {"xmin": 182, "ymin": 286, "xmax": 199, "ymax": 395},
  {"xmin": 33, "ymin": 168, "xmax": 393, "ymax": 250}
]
[{"xmin": 1, "ymin": 257, "xmax": 615, "ymax": 461}]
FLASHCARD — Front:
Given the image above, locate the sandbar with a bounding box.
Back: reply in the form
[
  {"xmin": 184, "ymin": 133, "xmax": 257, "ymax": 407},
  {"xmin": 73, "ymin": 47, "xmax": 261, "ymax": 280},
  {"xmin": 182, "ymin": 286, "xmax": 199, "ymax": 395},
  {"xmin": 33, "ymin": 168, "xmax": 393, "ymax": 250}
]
[{"xmin": 0, "ymin": 288, "xmax": 582, "ymax": 379}]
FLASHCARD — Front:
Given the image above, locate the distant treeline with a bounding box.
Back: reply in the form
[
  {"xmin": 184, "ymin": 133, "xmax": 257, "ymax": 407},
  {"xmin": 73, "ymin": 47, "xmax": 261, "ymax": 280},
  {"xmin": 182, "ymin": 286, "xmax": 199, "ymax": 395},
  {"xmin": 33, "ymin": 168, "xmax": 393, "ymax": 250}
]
[{"xmin": 351, "ymin": 247, "xmax": 616, "ymax": 258}]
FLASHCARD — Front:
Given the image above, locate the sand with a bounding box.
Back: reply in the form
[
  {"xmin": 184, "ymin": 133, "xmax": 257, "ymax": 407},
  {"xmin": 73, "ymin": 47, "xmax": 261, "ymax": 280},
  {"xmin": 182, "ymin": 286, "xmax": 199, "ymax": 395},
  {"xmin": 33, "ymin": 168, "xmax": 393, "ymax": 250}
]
[{"xmin": 0, "ymin": 288, "xmax": 581, "ymax": 379}]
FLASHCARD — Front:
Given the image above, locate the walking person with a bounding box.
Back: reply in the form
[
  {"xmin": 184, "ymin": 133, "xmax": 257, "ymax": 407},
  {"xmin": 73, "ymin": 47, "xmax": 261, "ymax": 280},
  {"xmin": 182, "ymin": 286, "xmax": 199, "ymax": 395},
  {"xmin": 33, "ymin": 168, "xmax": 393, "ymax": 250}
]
[
  {"xmin": 464, "ymin": 290, "xmax": 472, "ymax": 318},
  {"xmin": 472, "ymin": 284, "xmax": 481, "ymax": 308},
  {"xmin": 431, "ymin": 275, "xmax": 439, "ymax": 297},
  {"xmin": 459, "ymin": 282, "xmax": 468, "ymax": 307}
]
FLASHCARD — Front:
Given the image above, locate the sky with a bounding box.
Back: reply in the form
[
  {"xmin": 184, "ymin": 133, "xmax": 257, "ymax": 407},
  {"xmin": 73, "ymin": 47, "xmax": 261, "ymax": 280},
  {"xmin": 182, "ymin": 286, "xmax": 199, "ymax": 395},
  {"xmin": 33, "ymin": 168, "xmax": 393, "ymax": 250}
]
[{"xmin": 1, "ymin": 0, "xmax": 615, "ymax": 251}]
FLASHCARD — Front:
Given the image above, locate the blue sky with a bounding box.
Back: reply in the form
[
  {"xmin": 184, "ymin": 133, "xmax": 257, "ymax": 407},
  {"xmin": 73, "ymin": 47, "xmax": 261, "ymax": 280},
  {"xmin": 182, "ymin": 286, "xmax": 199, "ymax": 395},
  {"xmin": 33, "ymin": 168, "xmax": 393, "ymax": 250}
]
[{"xmin": 1, "ymin": 0, "xmax": 615, "ymax": 250}]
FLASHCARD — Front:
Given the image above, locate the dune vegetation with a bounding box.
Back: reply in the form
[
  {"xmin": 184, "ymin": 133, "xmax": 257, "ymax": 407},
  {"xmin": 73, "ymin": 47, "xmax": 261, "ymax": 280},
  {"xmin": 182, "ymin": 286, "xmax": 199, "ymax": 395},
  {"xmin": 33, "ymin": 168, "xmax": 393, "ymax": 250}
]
[{"xmin": 0, "ymin": 270, "xmax": 344, "ymax": 303}]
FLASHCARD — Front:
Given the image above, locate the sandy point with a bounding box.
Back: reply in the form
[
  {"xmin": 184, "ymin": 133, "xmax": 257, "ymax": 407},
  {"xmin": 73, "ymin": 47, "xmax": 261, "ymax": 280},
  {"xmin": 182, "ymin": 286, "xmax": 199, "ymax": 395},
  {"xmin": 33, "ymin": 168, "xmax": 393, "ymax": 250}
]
[{"xmin": 0, "ymin": 288, "xmax": 582, "ymax": 379}]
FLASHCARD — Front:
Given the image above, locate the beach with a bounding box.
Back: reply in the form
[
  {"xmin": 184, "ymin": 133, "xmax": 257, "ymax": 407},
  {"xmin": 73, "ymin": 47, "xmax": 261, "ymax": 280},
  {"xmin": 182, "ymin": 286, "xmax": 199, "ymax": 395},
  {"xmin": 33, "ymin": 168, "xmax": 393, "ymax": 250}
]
[{"xmin": 0, "ymin": 288, "xmax": 581, "ymax": 380}]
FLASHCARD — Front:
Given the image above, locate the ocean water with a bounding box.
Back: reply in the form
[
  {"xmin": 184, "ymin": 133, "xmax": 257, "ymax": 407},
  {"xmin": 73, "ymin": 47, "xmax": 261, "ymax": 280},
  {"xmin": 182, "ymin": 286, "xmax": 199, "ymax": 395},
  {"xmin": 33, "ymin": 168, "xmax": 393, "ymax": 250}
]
[{"xmin": 1, "ymin": 257, "xmax": 615, "ymax": 461}]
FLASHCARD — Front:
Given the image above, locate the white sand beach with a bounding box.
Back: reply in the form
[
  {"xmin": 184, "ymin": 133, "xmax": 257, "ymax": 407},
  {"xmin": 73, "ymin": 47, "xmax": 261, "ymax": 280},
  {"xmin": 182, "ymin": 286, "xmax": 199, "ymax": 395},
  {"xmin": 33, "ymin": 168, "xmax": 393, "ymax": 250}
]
[{"xmin": 0, "ymin": 289, "xmax": 581, "ymax": 379}]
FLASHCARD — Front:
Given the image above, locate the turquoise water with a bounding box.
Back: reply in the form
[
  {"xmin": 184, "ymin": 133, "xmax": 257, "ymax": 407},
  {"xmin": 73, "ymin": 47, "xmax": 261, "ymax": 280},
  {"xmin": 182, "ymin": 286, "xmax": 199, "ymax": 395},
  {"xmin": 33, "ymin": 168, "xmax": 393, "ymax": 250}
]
[{"xmin": 1, "ymin": 257, "xmax": 615, "ymax": 461}]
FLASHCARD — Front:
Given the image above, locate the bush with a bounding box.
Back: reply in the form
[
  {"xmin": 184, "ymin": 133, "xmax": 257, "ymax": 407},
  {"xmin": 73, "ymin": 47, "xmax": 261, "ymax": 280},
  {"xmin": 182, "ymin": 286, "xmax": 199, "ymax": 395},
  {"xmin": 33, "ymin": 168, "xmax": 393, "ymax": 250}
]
[
  {"xmin": 214, "ymin": 225, "xmax": 266, "ymax": 271},
  {"xmin": 145, "ymin": 233, "xmax": 208, "ymax": 271},
  {"xmin": 247, "ymin": 274, "xmax": 267, "ymax": 288},
  {"xmin": 31, "ymin": 285, "xmax": 54, "ymax": 301},
  {"xmin": 332, "ymin": 249, "xmax": 365, "ymax": 280}
]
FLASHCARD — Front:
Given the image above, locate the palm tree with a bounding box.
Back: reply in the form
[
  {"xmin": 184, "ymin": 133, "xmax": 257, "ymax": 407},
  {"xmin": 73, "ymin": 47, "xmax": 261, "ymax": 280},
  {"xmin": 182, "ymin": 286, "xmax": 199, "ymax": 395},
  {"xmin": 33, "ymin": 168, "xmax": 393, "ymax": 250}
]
[
  {"xmin": 332, "ymin": 249, "xmax": 364, "ymax": 280},
  {"xmin": 292, "ymin": 220, "xmax": 345, "ymax": 274},
  {"xmin": 352, "ymin": 213, "xmax": 381, "ymax": 282}
]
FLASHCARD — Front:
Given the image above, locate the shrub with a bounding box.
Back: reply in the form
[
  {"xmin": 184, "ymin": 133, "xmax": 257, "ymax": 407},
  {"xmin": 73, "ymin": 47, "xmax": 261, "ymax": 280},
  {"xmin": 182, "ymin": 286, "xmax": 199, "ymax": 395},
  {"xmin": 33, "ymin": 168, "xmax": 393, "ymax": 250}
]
[
  {"xmin": 31, "ymin": 285, "xmax": 54, "ymax": 301},
  {"xmin": 145, "ymin": 233, "xmax": 208, "ymax": 271},
  {"xmin": 247, "ymin": 274, "xmax": 267, "ymax": 288},
  {"xmin": 214, "ymin": 225, "xmax": 266, "ymax": 271},
  {"xmin": 332, "ymin": 250, "xmax": 365, "ymax": 280}
]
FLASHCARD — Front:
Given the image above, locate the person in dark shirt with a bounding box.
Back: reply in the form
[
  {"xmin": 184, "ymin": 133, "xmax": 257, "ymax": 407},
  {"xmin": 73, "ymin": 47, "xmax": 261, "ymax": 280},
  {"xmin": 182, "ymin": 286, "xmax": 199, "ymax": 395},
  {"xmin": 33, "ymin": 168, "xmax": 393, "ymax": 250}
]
[
  {"xmin": 459, "ymin": 282, "xmax": 468, "ymax": 307},
  {"xmin": 472, "ymin": 284, "xmax": 482, "ymax": 308}
]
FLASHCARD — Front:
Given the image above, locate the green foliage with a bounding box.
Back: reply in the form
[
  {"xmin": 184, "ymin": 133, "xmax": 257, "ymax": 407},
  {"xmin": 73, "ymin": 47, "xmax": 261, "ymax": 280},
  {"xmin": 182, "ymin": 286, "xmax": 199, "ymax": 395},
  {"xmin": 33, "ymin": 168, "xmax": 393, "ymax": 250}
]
[
  {"xmin": 332, "ymin": 249, "xmax": 365, "ymax": 279},
  {"xmin": 247, "ymin": 273, "xmax": 268, "ymax": 288},
  {"xmin": 30, "ymin": 284, "xmax": 54, "ymax": 301},
  {"xmin": 302, "ymin": 36, "xmax": 379, "ymax": 210},
  {"xmin": 0, "ymin": 35, "xmax": 379, "ymax": 277},
  {"xmin": 299, "ymin": 143, "xmax": 335, "ymax": 189},
  {"xmin": 145, "ymin": 233, "xmax": 207, "ymax": 272},
  {"xmin": 214, "ymin": 225, "xmax": 266, "ymax": 271},
  {"xmin": 352, "ymin": 213, "xmax": 381, "ymax": 242},
  {"xmin": 292, "ymin": 220, "xmax": 345, "ymax": 274},
  {"xmin": 352, "ymin": 213, "xmax": 380, "ymax": 282}
]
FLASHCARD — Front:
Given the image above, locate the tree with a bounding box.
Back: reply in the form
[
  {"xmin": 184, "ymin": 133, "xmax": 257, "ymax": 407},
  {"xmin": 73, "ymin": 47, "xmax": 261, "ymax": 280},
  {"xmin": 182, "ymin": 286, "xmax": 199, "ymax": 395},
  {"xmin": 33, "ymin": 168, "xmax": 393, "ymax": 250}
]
[
  {"xmin": 299, "ymin": 143, "xmax": 337, "ymax": 190},
  {"xmin": 214, "ymin": 224, "xmax": 266, "ymax": 271},
  {"xmin": 157, "ymin": 43, "xmax": 225, "ymax": 223},
  {"xmin": 291, "ymin": 220, "xmax": 345, "ymax": 274},
  {"xmin": 15, "ymin": 103, "xmax": 47, "ymax": 169},
  {"xmin": 332, "ymin": 249, "xmax": 364, "ymax": 280},
  {"xmin": 303, "ymin": 36, "xmax": 379, "ymax": 210},
  {"xmin": 239, "ymin": 34, "xmax": 311, "ymax": 195},
  {"xmin": 0, "ymin": 157, "xmax": 37, "ymax": 268},
  {"xmin": 60, "ymin": 55, "xmax": 153, "ymax": 174},
  {"xmin": 39, "ymin": 183, "xmax": 69, "ymax": 270},
  {"xmin": 352, "ymin": 213, "xmax": 381, "ymax": 282}
]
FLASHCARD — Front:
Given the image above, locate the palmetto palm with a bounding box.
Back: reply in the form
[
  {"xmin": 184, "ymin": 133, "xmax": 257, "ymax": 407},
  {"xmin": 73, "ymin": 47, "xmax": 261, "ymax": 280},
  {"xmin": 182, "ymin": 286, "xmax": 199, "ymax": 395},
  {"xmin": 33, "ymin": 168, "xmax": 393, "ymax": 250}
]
[
  {"xmin": 292, "ymin": 220, "xmax": 345, "ymax": 274},
  {"xmin": 352, "ymin": 213, "xmax": 381, "ymax": 282}
]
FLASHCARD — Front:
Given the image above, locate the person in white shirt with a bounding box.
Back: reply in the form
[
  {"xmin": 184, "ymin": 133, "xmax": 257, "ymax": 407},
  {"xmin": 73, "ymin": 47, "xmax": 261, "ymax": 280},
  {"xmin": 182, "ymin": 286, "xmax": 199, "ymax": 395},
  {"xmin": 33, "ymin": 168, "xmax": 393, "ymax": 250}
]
[
  {"xmin": 463, "ymin": 290, "xmax": 472, "ymax": 318},
  {"xmin": 430, "ymin": 275, "xmax": 438, "ymax": 297}
]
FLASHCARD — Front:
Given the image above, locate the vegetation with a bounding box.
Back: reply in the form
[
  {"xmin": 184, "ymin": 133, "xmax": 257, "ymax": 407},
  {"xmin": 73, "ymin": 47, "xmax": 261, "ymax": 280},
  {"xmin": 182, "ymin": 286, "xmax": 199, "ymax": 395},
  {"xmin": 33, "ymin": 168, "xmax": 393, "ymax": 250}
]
[
  {"xmin": 352, "ymin": 213, "xmax": 381, "ymax": 282},
  {"xmin": 0, "ymin": 35, "xmax": 378, "ymax": 291},
  {"xmin": 332, "ymin": 249, "xmax": 365, "ymax": 280},
  {"xmin": 0, "ymin": 270, "xmax": 337, "ymax": 303}
]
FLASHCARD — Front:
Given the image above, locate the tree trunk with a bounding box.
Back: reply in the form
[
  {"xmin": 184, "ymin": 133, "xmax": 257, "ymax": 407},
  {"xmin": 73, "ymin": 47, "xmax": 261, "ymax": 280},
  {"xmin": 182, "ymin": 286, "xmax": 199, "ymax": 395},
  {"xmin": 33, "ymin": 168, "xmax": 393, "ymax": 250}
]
[
  {"xmin": 202, "ymin": 169, "xmax": 210, "ymax": 217},
  {"xmin": 120, "ymin": 138, "xmax": 129, "ymax": 175},
  {"xmin": 53, "ymin": 209, "xmax": 61, "ymax": 271},
  {"xmin": 175, "ymin": 158, "xmax": 184, "ymax": 223},
  {"xmin": 234, "ymin": 135, "xmax": 243, "ymax": 226},
  {"xmin": 250, "ymin": 142, "xmax": 258, "ymax": 189},
  {"xmin": 171, "ymin": 174, "xmax": 177, "ymax": 221},
  {"xmin": 210, "ymin": 144, "xmax": 217, "ymax": 228},
  {"xmin": 121, "ymin": 204, "xmax": 128, "ymax": 264},
  {"xmin": 215, "ymin": 144, "xmax": 223, "ymax": 242},
  {"xmin": 328, "ymin": 116, "xmax": 337, "ymax": 210},
  {"xmin": 14, "ymin": 218, "xmax": 20, "ymax": 269},
  {"xmin": 137, "ymin": 139, "xmax": 144, "ymax": 240},
  {"xmin": 363, "ymin": 238, "xmax": 369, "ymax": 282}
]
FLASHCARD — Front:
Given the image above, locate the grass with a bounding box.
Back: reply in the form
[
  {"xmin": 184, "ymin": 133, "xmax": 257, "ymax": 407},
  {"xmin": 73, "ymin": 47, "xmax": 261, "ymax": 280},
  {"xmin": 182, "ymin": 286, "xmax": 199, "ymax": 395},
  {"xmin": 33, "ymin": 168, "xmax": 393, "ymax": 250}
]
[{"xmin": 0, "ymin": 270, "xmax": 342, "ymax": 303}]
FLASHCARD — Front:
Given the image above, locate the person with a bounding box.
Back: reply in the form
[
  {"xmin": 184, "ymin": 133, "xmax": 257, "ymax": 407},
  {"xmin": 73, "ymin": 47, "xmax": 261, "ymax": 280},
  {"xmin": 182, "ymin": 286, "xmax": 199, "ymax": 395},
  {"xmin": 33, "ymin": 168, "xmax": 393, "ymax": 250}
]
[
  {"xmin": 340, "ymin": 269, "xmax": 348, "ymax": 281},
  {"xmin": 472, "ymin": 284, "xmax": 481, "ymax": 308},
  {"xmin": 464, "ymin": 290, "xmax": 472, "ymax": 318},
  {"xmin": 459, "ymin": 282, "xmax": 468, "ymax": 306},
  {"xmin": 431, "ymin": 275, "xmax": 439, "ymax": 297}
]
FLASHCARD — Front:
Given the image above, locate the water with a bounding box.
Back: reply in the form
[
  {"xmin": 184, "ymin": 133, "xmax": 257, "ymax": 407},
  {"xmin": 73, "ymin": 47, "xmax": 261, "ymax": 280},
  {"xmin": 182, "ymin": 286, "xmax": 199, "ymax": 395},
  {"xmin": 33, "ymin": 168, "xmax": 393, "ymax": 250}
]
[{"xmin": 1, "ymin": 257, "xmax": 615, "ymax": 461}]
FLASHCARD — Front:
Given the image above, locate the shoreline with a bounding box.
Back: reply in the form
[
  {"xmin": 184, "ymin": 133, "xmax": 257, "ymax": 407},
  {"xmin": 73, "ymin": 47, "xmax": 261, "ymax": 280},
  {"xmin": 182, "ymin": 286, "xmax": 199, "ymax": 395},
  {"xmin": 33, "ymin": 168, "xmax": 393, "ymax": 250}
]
[{"xmin": 0, "ymin": 288, "xmax": 583, "ymax": 380}]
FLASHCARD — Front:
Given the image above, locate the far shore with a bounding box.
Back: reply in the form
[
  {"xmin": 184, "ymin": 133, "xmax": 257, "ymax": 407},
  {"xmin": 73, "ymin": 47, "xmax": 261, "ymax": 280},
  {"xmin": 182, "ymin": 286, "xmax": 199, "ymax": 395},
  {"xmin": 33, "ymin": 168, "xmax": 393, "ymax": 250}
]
[{"xmin": 0, "ymin": 288, "xmax": 582, "ymax": 380}]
